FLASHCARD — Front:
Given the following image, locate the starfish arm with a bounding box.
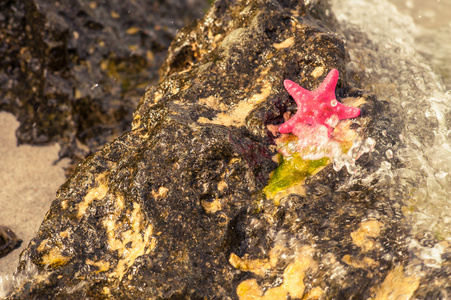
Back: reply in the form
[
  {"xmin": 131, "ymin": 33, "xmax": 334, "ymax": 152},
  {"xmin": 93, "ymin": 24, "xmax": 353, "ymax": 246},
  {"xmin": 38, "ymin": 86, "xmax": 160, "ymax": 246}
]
[
  {"xmin": 335, "ymin": 102, "xmax": 361, "ymax": 120},
  {"xmin": 317, "ymin": 69, "xmax": 339, "ymax": 100},
  {"xmin": 278, "ymin": 116, "xmax": 298, "ymax": 134},
  {"xmin": 284, "ymin": 79, "xmax": 311, "ymax": 105}
]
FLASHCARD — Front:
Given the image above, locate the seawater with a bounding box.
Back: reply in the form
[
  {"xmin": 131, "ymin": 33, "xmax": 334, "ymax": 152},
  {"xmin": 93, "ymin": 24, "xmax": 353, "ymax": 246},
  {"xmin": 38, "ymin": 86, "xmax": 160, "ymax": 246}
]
[{"xmin": 332, "ymin": 0, "xmax": 451, "ymax": 240}]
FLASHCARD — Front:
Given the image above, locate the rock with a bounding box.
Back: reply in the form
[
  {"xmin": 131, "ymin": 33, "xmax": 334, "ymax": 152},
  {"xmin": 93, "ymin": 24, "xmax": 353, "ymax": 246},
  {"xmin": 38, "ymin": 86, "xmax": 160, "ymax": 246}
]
[
  {"xmin": 0, "ymin": 0, "xmax": 208, "ymax": 169},
  {"xmin": 0, "ymin": 226, "xmax": 22, "ymax": 259},
  {"xmin": 5, "ymin": 0, "xmax": 451, "ymax": 299}
]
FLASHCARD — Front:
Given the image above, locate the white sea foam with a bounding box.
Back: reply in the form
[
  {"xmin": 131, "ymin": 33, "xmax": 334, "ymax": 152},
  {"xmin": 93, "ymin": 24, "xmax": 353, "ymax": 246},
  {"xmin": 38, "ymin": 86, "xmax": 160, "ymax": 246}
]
[
  {"xmin": 333, "ymin": 136, "xmax": 376, "ymax": 174},
  {"xmin": 0, "ymin": 260, "xmax": 39, "ymax": 298},
  {"xmin": 332, "ymin": 0, "xmax": 451, "ymax": 240}
]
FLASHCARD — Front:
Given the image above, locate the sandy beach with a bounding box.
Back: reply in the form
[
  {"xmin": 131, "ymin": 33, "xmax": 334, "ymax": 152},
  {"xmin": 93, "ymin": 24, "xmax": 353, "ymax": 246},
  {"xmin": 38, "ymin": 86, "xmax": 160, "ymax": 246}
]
[{"xmin": 0, "ymin": 112, "xmax": 69, "ymax": 275}]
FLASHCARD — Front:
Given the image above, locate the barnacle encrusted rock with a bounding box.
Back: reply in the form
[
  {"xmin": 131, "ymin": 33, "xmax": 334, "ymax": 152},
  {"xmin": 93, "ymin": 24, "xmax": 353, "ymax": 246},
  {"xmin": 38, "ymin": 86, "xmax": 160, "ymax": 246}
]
[{"xmin": 6, "ymin": 0, "xmax": 451, "ymax": 299}]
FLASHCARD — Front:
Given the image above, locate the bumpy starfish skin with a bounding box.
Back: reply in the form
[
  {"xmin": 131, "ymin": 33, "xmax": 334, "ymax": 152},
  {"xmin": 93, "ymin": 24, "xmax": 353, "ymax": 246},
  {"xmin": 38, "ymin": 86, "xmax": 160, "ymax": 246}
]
[{"xmin": 279, "ymin": 69, "xmax": 360, "ymax": 135}]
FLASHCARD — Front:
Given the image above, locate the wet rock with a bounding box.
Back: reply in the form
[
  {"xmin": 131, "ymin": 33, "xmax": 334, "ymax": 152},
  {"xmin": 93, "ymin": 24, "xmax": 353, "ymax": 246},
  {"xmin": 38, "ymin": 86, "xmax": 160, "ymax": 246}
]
[
  {"xmin": 0, "ymin": 226, "xmax": 22, "ymax": 259},
  {"xmin": 0, "ymin": 0, "xmax": 208, "ymax": 169},
  {"xmin": 5, "ymin": 0, "xmax": 449, "ymax": 299}
]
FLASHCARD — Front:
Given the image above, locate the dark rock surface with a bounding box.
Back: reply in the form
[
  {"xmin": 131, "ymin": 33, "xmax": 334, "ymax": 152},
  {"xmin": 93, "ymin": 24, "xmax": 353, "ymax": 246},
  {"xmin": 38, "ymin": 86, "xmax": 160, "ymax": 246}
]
[
  {"xmin": 5, "ymin": 0, "xmax": 451, "ymax": 299},
  {"xmin": 0, "ymin": 0, "xmax": 208, "ymax": 168}
]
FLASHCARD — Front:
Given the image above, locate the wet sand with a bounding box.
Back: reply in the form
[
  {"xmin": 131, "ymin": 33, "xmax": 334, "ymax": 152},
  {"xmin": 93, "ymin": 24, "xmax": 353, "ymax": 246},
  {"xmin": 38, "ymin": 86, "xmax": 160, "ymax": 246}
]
[{"xmin": 0, "ymin": 112, "xmax": 68, "ymax": 275}]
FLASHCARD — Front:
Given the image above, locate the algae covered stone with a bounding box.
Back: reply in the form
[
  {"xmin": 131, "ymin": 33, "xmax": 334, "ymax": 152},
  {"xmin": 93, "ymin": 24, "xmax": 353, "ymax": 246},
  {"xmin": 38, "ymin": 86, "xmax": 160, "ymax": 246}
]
[{"xmin": 5, "ymin": 0, "xmax": 450, "ymax": 299}]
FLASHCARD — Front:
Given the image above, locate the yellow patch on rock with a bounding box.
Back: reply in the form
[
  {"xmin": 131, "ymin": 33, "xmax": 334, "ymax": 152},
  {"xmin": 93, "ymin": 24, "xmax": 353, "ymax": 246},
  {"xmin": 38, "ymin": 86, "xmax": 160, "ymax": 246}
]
[
  {"xmin": 311, "ymin": 66, "xmax": 325, "ymax": 79},
  {"xmin": 60, "ymin": 200, "xmax": 68, "ymax": 210},
  {"xmin": 197, "ymin": 117, "xmax": 211, "ymax": 123},
  {"xmin": 273, "ymin": 37, "xmax": 294, "ymax": 50},
  {"xmin": 59, "ymin": 229, "xmax": 71, "ymax": 239},
  {"xmin": 230, "ymin": 244, "xmax": 283, "ymax": 277},
  {"xmin": 229, "ymin": 157, "xmax": 241, "ymax": 164},
  {"xmin": 217, "ymin": 180, "xmax": 228, "ymax": 192},
  {"xmin": 116, "ymin": 193, "xmax": 125, "ymax": 210},
  {"xmin": 128, "ymin": 44, "xmax": 139, "ymax": 52},
  {"xmin": 40, "ymin": 246, "xmax": 72, "ymax": 268},
  {"xmin": 236, "ymin": 279, "xmax": 263, "ymax": 299},
  {"xmin": 86, "ymin": 259, "xmax": 111, "ymax": 273},
  {"xmin": 102, "ymin": 286, "xmax": 111, "ymax": 296},
  {"xmin": 77, "ymin": 173, "xmax": 109, "ymax": 219},
  {"xmin": 280, "ymin": 253, "xmax": 312, "ymax": 298},
  {"xmin": 198, "ymin": 68, "xmax": 272, "ymax": 127},
  {"xmin": 110, "ymin": 11, "xmax": 120, "ymax": 19},
  {"xmin": 238, "ymin": 278, "xmax": 289, "ymax": 300},
  {"xmin": 151, "ymin": 186, "xmax": 169, "ymax": 199},
  {"xmin": 37, "ymin": 238, "xmax": 73, "ymax": 267},
  {"xmin": 201, "ymin": 198, "xmax": 223, "ymax": 214},
  {"xmin": 342, "ymin": 254, "xmax": 379, "ymax": 269},
  {"xmin": 103, "ymin": 201, "xmax": 156, "ymax": 281},
  {"xmin": 153, "ymin": 90, "xmax": 164, "ymax": 104},
  {"xmin": 229, "ymin": 253, "xmax": 272, "ymax": 277},
  {"xmin": 199, "ymin": 95, "xmax": 228, "ymax": 111},
  {"xmin": 36, "ymin": 238, "xmax": 49, "ymax": 252},
  {"xmin": 235, "ymin": 246, "xmax": 317, "ymax": 300},
  {"xmin": 126, "ymin": 26, "xmax": 141, "ymax": 35},
  {"xmin": 351, "ymin": 220, "xmax": 382, "ymax": 252},
  {"xmin": 131, "ymin": 114, "xmax": 142, "ymax": 130},
  {"xmin": 369, "ymin": 265, "xmax": 420, "ymax": 300},
  {"xmin": 303, "ymin": 286, "xmax": 325, "ymax": 299}
]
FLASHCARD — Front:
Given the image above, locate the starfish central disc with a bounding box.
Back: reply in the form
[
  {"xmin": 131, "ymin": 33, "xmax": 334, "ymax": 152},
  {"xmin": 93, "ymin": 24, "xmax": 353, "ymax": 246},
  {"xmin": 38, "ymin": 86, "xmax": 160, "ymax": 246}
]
[{"xmin": 279, "ymin": 69, "xmax": 360, "ymax": 136}]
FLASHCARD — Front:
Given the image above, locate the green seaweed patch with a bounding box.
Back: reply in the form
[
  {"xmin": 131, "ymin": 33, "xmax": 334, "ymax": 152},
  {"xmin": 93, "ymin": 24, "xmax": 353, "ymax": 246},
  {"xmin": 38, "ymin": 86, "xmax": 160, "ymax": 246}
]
[
  {"xmin": 263, "ymin": 120, "xmax": 360, "ymax": 202},
  {"xmin": 263, "ymin": 153, "xmax": 328, "ymax": 200}
]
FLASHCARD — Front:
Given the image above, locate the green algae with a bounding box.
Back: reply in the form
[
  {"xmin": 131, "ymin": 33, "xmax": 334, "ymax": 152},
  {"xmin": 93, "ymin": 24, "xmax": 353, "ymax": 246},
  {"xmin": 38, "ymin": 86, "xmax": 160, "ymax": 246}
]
[
  {"xmin": 263, "ymin": 153, "xmax": 329, "ymax": 199},
  {"xmin": 263, "ymin": 120, "xmax": 360, "ymax": 201}
]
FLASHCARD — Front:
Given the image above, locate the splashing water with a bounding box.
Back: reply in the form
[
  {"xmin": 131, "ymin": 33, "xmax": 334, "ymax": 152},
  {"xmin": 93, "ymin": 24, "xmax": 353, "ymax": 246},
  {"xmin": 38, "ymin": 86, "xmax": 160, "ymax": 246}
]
[
  {"xmin": 0, "ymin": 260, "xmax": 39, "ymax": 298},
  {"xmin": 333, "ymin": 136, "xmax": 376, "ymax": 174},
  {"xmin": 332, "ymin": 0, "xmax": 451, "ymax": 240}
]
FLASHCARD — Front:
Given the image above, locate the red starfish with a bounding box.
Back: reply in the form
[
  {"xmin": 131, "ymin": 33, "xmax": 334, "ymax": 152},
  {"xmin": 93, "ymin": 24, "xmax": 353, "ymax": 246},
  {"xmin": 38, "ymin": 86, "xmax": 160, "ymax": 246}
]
[{"xmin": 279, "ymin": 69, "xmax": 360, "ymax": 136}]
